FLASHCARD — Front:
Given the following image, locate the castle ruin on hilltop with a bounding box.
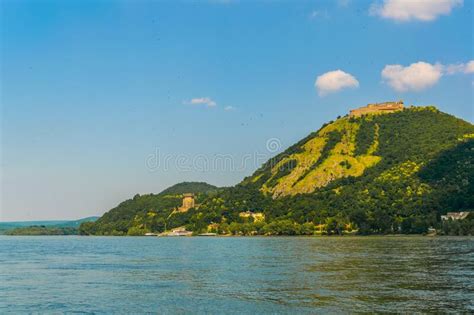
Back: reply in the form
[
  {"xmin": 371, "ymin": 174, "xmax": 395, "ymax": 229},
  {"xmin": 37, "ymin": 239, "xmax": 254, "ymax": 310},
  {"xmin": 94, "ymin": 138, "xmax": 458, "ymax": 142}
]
[
  {"xmin": 349, "ymin": 101, "xmax": 404, "ymax": 117},
  {"xmin": 177, "ymin": 193, "xmax": 195, "ymax": 212}
]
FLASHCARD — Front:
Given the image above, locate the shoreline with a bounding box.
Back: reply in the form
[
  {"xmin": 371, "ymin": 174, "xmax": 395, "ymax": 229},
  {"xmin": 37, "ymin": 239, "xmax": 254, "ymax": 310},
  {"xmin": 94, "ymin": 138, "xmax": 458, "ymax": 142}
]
[{"xmin": 4, "ymin": 233, "xmax": 471, "ymax": 238}]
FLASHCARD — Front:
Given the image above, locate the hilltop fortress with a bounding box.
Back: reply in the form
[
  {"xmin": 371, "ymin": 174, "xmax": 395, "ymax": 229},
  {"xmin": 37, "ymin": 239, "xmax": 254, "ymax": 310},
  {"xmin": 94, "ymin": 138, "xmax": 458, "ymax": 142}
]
[{"xmin": 349, "ymin": 101, "xmax": 404, "ymax": 117}]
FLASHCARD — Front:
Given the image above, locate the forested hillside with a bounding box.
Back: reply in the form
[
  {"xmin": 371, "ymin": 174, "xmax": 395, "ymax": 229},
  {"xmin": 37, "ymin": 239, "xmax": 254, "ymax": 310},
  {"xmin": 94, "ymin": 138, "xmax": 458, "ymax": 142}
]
[
  {"xmin": 79, "ymin": 182, "xmax": 219, "ymax": 235},
  {"xmin": 81, "ymin": 107, "xmax": 474, "ymax": 236}
]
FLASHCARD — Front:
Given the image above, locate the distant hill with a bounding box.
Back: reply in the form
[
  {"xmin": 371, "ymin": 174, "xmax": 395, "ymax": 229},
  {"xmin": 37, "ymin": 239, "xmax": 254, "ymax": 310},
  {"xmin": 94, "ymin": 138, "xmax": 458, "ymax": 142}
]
[
  {"xmin": 81, "ymin": 106, "xmax": 474, "ymax": 236},
  {"xmin": 55, "ymin": 216, "xmax": 100, "ymax": 228},
  {"xmin": 0, "ymin": 216, "xmax": 99, "ymax": 235},
  {"xmin": 158, "ymin": 182, "xmax": 218, "ymax": 196}
]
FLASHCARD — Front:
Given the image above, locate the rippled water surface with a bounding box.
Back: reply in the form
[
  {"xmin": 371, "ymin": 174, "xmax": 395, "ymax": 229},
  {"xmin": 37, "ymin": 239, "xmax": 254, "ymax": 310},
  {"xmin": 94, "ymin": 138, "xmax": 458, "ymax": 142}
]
[{"xmin": 1, "ymin": 236, "xmax": 473, "ymax": 313}]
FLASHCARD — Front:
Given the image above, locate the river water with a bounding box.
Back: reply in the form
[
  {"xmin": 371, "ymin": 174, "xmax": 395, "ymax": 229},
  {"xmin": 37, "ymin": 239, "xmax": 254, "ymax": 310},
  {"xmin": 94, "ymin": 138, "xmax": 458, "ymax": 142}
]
[{"xmin": 1, "ymin": 236, "xmax": 473, "ymax": 313}]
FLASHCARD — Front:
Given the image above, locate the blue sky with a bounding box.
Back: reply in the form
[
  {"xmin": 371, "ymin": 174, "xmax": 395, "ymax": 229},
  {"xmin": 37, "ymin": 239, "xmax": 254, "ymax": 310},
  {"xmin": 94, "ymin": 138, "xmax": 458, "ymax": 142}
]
[{"xmin": 1, "ymin": 0, "xmax": 473, "ymax": 221}]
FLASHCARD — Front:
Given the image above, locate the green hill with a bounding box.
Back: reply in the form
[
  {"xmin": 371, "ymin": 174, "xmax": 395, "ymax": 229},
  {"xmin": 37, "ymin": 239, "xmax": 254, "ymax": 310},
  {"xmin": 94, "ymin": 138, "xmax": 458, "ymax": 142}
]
[
  {"xmin": 158, "ymin": 182, "xmax": 218, "ymax": 196},
  {"xmin": 242, "ymin": 106, "xmax": 473, "ymax": 197},
  {"xmin": 79, "ymin": 182, "xmax": 219, "ymax": 235},
  {"xmin": 81, "ymin": 106, "xmax": 474, "ymax": 236}
]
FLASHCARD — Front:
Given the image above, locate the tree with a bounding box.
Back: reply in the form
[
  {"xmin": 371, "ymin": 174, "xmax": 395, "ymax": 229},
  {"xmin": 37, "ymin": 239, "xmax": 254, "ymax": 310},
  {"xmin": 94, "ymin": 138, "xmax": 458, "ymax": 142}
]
[{"xmin": 127, "ymin": 226, "xmax": 148, "ymax": 236}]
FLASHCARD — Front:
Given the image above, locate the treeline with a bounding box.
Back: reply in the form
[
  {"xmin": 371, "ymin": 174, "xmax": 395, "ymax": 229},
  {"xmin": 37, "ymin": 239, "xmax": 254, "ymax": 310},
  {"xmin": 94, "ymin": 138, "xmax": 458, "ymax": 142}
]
[
  {"xmin": 78, "ymin": 179, "xmax": 473, "ymax": 236},
  {"xmin": 6, "ymin": 226, "xmax": 78, "ymax": 235},
  {"xmin": 439, "ymin": 214, "xmax": 474, "ymax": 236}
]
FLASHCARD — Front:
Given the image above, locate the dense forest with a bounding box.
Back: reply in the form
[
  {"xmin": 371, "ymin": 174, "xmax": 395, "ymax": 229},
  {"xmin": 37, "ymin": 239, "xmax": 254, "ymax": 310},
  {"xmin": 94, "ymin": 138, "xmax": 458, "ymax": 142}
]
[{"xmin": 80, "ymin": 107, "xmax": 474, "ymax": 236}]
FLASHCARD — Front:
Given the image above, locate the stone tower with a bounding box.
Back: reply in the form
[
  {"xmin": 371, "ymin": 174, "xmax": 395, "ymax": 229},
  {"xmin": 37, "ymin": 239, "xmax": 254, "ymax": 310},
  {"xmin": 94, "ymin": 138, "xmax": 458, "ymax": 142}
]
[{"xmin": 178, "ymin": 193, "xmax": 195, "ymax": 212}]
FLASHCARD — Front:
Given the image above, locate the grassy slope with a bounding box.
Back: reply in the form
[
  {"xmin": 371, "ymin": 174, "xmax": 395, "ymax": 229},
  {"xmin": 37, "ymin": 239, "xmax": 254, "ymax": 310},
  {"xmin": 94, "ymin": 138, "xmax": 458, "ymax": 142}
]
[{"xmin": 244, "ymin": 107, "xmax": 474, "ymax": 198}]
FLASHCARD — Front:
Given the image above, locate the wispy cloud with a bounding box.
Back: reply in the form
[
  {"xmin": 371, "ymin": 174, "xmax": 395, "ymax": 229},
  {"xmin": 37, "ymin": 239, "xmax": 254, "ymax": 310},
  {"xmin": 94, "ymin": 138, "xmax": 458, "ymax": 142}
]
[
  {"xmin": 370, "ymin": 0, "xmax": 463, "ymax": 22},
  {"xmin": 209, "ymin": 0, "xmax": 235, "ymax": 4},
  {"xmin": 315, "ymin": 70, "xmax": 359, "ymax": 96},
  {"xmin": 337, "ymin": 0, "xmax": 352, "ymax": 8},
  {"xmin": 183, "ymin": 97, "xmax": 217, "ymax": 108},
  {"xmin": 224, "ymin": 106, "xmax": 235, "ymax": 111},
  {"xmin": 309, "ymin": 10, "xmax": 330, "ymax": 20},
  {"xmin": 444, "ymin": 60, "xmax": 474, "ymax": 75}
]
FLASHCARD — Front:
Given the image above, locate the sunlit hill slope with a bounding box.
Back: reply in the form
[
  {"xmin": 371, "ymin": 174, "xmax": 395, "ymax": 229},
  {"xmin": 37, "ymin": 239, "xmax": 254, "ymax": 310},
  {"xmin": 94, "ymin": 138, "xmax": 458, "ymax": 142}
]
[{"xmin": 81, "ymin": 105, "xmax": 474, "ymax": 236}]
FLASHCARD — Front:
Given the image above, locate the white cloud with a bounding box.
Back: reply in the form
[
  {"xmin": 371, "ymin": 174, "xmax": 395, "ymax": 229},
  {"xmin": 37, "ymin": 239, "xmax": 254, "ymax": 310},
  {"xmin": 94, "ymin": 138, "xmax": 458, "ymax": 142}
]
[
  {"xmin": 370, "ymin": 0, "xmax": 463, "ymax": 22},
  {"xmin": 381, "ymin": 60, "xmax": 474, "ymax": 92},
  {"xmin": 315, "ymin": 70, "xmax": 359, "ymax": 96},
  {"xmin": 381, "ymin": 62, "xmax": 443, "ymax": 91},
  {"xmin": 309, "ymin": 10, "xmax": 329, "ymax": 19},
  {"xmin": 224, "ymin": 106, "xmax": 235, "ymax": 111},
  {"xmin": 183, "ymin": 97, "xmax": 217, "ymax": 107}
]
